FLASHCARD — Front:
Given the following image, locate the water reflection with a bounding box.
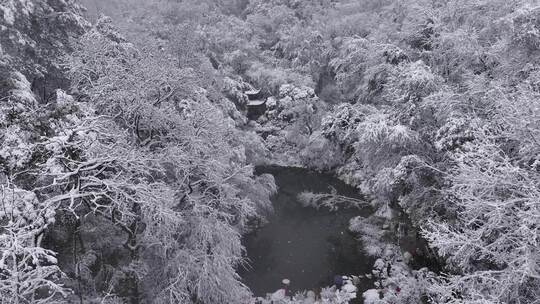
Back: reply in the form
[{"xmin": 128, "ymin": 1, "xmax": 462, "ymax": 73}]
[{"xmin": 240, "ymin": 166, "xmax": 373, "ymax": 297}]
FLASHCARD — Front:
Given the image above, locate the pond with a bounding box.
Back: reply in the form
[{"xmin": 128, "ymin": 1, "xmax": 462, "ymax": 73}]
[{"xmin": 239, "ymin": 166, "xmax": 375, "ymax": 299}]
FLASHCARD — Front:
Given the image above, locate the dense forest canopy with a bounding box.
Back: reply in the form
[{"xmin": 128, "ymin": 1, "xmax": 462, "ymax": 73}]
[{"xmin": 0, "ymin": 0, "xmax": 538, "ymax": 303}]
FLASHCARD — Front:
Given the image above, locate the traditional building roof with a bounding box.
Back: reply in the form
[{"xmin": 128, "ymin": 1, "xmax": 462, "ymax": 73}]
[
  {"xmin": 245, "ymin": 88, "xmax": 261, "ymax": 96},
  {"xmin": 245, "ymin": 88, "xmax": 262, "ymax": 100},
  {"xmin": 247, "ymin": 99, "xmax": 266, "ymax": 106}
]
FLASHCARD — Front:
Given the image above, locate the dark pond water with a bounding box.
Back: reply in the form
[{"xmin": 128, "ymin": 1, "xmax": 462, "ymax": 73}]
[{"xmin": 239, "ymin": 166, "xmax": 374, "ymax": 297}]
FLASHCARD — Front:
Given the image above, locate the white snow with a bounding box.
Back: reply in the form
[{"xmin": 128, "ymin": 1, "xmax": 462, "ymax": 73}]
[
  {"xmin": 270, "ymin": 289, "xmax": 286, "ymax": 301},
  {"xmin": 11, "ymin": 71, "xmax": 37, "ymax": 104},
  {"xmin": 342, "ymin": 282, "xmax": 357, "ymax": 293},
  {"xmin": 0, "ymin": 4, "xmax": 15, "ymax": 25},
  {"xmin": 363, "ymin": 289, "xmax": 381, "ymax": 304},
  {"xmin": 0, "ymin": 0, "xmax": 35, "ymax": 25}
]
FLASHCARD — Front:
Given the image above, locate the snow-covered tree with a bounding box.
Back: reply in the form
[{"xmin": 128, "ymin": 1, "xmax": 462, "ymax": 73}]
[
  {"xmin": 0, "ymin": 184, "xmax": 68, "ymax": 303},
  {"xmin": 424, "ymin": 127, "xmax": 540, "ymax": 303},
  {"xmin": 62, "ymin": 17, "xmax": 275, "ymax": 303}
]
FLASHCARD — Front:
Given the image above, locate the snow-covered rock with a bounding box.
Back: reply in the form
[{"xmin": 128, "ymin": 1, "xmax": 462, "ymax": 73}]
[{"xmin": 363, "ymin": 289, "xmax": 381, "ymax": 304}]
